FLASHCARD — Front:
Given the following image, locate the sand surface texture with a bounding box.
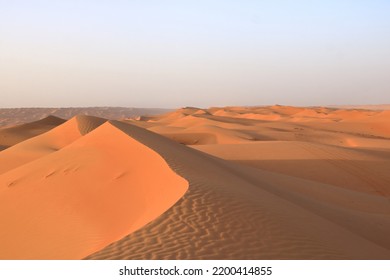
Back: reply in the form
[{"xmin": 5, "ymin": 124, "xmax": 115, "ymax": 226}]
[
  {"xmin": 1, "ymin": 106, "xmax": 389, "ymax": 259},
  {"xmin": 0, "ymin": 116, "xmax": 187, "ymax": 259}
]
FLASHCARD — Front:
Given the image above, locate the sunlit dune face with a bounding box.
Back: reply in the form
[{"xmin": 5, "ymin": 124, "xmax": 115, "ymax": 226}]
[{"xmin": 0, "ymin": 117, "xmax": 188, "ymax": 259}]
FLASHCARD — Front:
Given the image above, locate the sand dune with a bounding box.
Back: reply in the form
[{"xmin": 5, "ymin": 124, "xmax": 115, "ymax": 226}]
[
  {"xmin": 329, "ymin": 104, "xmax": 390, "ymax": 111},
  {"xmin": 0, "ymin": 107, "xmax": 172, "ymax": 128},
  {"xmin": 1, "ymin": 105, "xmax": 389, "ymax": 259},
  {"xmin": 0, "ymin": 116, "xmax": 106, "ymax": 175},
  {"xmin": 86, "ymin": 120, "xmax": 390, "ymax": 259},
  {"xmin": 194, "ymin": 141, "xmax": 390, "ymax": 196},
  {"xmin": 142, "ymin": 106, "xmax": 390, "ymax": 147},
  {"xmin": 0, "ymin": 117, "xmax": 187, "ymax": 259},
  {"xmin": 0, "ymin": 115, "xmax": 65, "ymax": 150}
]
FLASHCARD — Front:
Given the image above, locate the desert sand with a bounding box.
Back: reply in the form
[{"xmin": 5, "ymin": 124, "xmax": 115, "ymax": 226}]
[
  {"xmin": 0, "ymin": 107, "xmax": 171, "ymax": 128},
  {"xmin": 0, "ymin": 105, "xmax": 389, "ymax": 259}
]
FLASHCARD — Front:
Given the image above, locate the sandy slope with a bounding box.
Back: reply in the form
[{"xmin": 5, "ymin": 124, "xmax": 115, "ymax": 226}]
[
  {"xmin": 0, "ymin": 107, "xmax": 172, "ymax": 128},
  {"xmin": 0, "ymin": 117, "xmax": 187, "ymax": 259},
  {"xmin": 128, "ymin": 106, "xmax": 390, "ymax": 148},
  {"xmin": 84, "ymin": 120, "xmax": 390, "ymax": 259},
  {"xmin": 0, "ymin": 116, "xmax": 106, "ymax": 175},
  {"xmin": 0, "ymin": 116, "xmax": 65, "ymax": 150},
  {"xmin": 194, "ymin": 141, "xmax": 390, "ymax": 196},
  {"xmin": 1, "ymin": 105, "xmax": 390, "ymax": 259}
]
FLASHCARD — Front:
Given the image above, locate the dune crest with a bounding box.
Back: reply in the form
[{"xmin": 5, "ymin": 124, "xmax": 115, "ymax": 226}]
[
  {"xmin": 0, "ymin": 115, "xmax": 65, "ymax": 150},
  {"xmin": 85, "ymin": 119, "xmax": 390, "ymax": 260},
  {"xmin": 84, "ymin": 106, "xmax": 390, "ymax": 259},
  {"xmin": 0, "ymin": 121, "xmax": 188, "ymax": 259},
  {"xmin": 0, "ymin": 115, "xmax": 107, "ymax": 175}
]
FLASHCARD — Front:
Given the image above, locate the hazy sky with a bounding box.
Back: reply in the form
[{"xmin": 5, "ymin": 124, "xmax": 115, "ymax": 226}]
[{"xmin": 1, "ymin": 0, "xmax": 389, "ymax": 108}]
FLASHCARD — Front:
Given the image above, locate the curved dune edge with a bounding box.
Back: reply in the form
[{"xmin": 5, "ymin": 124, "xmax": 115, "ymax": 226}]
[
  {"xmin": 86, "ymin": 120, "xmax": 390, "ymax": 260},
  {"xmin": 0, "ymin": 116, "xmax": 107, "ymax": 175},
  {"xmin": 0, "ymin": 121, "xmax": 188, "ymax": 259},
  {"xmin": 0, "ymin": 115, "xmax": 65, "ymax": 149}
]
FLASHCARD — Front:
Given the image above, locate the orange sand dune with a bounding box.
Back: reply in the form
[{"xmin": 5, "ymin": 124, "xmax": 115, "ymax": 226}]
[
  {"xmin": 86, "ymin": 120, "xmax": 390, "ymax": 259},
  {"xmin": 0, "ymin": 118, "xmax": 187, "ymax": 259},
  {"xmin": 0, "ymin": 107, "xmax": 172, "ymax": 127},
  {"xmin": 0, "ymin": 115, "xmax": 106, "ymax": 175},
  {"xmin": 329, "ymin": 104, "xmax": 390, "ymax": 111},
  {"xmin": 194, "ymin": 141, "xmax": 390, "ymax": 196},
  {"xmin": 0, "ymin": 115, "xmax": 65, "ymax": 150},
  {"xmin": 138, "ymin": 106, "xmax": 390, "ymax": 148},
  {"xmin": 1, "ymin": 105, "xmax": 390, "ymax": 260}
]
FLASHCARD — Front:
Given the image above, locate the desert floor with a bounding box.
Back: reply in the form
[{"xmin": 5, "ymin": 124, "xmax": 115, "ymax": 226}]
[{"xmin": 0, "ymin": 105, "xmax": 389, "ymax": 259}]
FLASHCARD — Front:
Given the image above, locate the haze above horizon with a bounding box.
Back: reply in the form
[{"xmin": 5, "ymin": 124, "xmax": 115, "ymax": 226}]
[{"xmin": 1, "ymin": 0, "xmax": 389, "ymax": 108}]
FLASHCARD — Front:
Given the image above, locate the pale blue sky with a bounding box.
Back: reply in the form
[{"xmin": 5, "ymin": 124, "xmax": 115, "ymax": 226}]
[{"xmin": 1, "ymin": 0, "xmax": 389, "ymax": 108}]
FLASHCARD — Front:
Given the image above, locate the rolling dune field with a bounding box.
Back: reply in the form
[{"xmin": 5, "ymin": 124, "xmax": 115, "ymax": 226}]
[{"xmin": 1, "ymin": 106, "xmax": 389, "ymax": 259}]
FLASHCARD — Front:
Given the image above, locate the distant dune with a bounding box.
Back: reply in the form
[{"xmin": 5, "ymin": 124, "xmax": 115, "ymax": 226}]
[
  {"xmin": 0, "ymin": 115, "xmax": 65, "ymax": 150},
  {"xmin": 0, "ymin": 107, "xmax": 172, "ymax": 128},
  {"xmin": 328, "ymin": 104, "xmax": 390, "ymax": 111},
  {"xmin": 0, "ymin": 105, "xmax": 390, "ymax": 259}
]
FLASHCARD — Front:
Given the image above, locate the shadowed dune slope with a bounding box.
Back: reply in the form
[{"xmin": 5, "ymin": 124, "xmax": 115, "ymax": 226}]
[
  {"xmin": 86, "ymin": 120, "xmax": 390, "ymax": 260},
  {"xmin": 194, "ymin": 141, "xmax": 390, "ymax": 197},
  {"xmin": 0, "ymin": 120, "xmax": 188, "ymax": 259},
  {"xmin": 75, "ymin": 115, "xmax": 107, "ymax": 135},
  {"xmin": 0, "ymin": 115, "xmax": 65, "ymax": 150}
]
